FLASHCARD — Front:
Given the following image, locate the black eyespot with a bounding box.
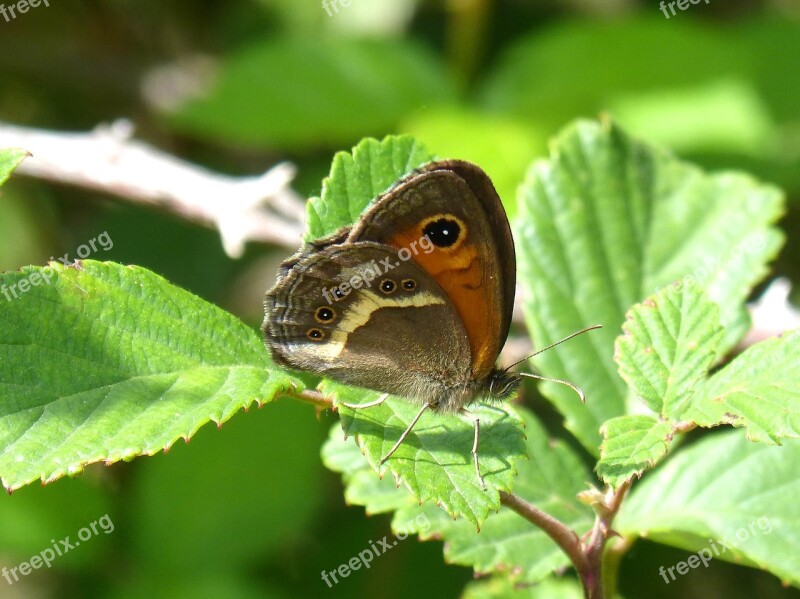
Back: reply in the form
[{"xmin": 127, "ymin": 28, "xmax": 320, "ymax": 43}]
[
  {"xmin": 334, "ymin": 288, "xmax": 345, "ymax": 300},
  {"xmin": 306, "ymin": 328, "xmax": 325, "ymax": 341},
  {"xmin": 315, "ymin": 306, "xmax": 336, "ymax": 323},
  {"xmin": 423, "ymin": 217, "xmax": 461, "ymax": 248},
  {"xmin": 380, "ymin": 279, "xmax": 396, "ymax": 294},
  {"xmin": 402, "ymin": 279, "xmax": 416, "ymax": 291}
]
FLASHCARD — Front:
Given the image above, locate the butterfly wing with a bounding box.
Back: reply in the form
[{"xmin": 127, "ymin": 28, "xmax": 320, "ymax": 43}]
[
  {"xmin": 347, "ymin": 160, "xmax": 515, "ymax": 380},
  {"xmin": 264, "ymin": 242, "xmax": 473, "ymax": 407}
]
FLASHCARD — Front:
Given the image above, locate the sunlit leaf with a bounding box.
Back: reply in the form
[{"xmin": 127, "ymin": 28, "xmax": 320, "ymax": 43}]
[{"xmin": 0, "ymin": 261, "xmax": 300, "ymax": 491}]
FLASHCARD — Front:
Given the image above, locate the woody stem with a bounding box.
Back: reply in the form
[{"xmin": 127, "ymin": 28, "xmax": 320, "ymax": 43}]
[
  {"xmin": 499, "ymin": 492, "xmax": 590, "ymax": 584},
  {"xmin": 500, "ymin": 481, "xmax": 631, "ymax": 599}
]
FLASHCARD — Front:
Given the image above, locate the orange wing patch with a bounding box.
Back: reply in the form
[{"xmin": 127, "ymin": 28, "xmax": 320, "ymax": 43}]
[{"xmin": 387, "ymin": 222, "xmax": 501, "ymax": 379}]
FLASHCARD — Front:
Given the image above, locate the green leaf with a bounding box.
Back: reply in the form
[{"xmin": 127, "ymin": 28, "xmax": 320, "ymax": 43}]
[
  {"xmin": 480, "ymin": 19, "xmax": 752, "ymax": 136},
  {"xmin": 332, "ymin": 380, "xmax": 527, "ymax": 527},
  {"xmin": 614, "ymin": 283, "xmax": 724, "ymax": 416},
  {"xmin": 685, "ymin": 329, "xmax": 800, "ymax": 443},
  {"xmin": 390, "ymin": 409, "xmax": 594, "ymax": 583},
  {"xmin": 481, "ymin": 17, "xmax": 800, "ymax": 191},
  {"xmin": 0, "ymin": 261, "xmax": 301, "ymax": 491},
  {"xmin": 0, "ymin": 148, "xmax": 27, "ymax": 186},
  {"xmin": 610, "ymin": 78, "xmax": 775, "ymax": 158},
  {"xmin": 619, "ymin": 430, "xmax": 800, "ymax": 587},
  {"xmin": 305, "ymin": 134, "xmax": 433, "ymax": 239},
  {"xmin": 169, "ymin": 38, "xmax": 454, "ymax": 150},
  {"xmin": 516, "ymin": 118, "xmax": 784, "ymax": 453},
  {"xmin": 597, "ymin": 415, "xmax": 674, "ymax": 489}
]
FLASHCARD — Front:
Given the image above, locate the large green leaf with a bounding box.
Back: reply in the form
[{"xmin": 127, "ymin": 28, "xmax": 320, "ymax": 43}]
[
  {"xmin": 305, "ymin": 135, "xmax": 433, "ymax": 239},
  {"xmin": 169, "ymin": 38, "xmax": 454, "ymax": 150},
  {"xmin": 685, "ymin": 329, "xmax": 800, "ymax": 443},
  {"xmin": 619, "ymin": 430, "xmax": 800, "ymax": 587},
  {"xmin": 0, "ymin": 261, "xmax": 300, "ymax": 491},
  {"xmin": 516, "ymin": 118, "xmax": 784, "ymax": 453},
  {"xmin": 0, "ymin": 148, "xmax": 27, "ymax": 186},
  {"xmin": 614, "ymin": 283, "xmax": 724, "ymax": 417}
]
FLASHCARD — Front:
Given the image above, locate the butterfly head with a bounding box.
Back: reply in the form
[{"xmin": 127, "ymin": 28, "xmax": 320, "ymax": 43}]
[{"xmin": 486, "ymin": 368, "xmax": 522, "ymax": 400}]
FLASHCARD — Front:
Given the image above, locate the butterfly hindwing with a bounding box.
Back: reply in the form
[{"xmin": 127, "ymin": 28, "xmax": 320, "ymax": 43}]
[{"xmin": 264, "ymin": 242, "xmax": 472, "ymax": 405}]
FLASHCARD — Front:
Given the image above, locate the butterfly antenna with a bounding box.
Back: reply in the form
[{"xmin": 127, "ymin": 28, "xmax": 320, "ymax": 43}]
[
  {"xmin": 504, "ymin": 324, "xmax": 602, "ymax": 404},
  {"xmin": 517, "ymin": 372, "xmax": 587, "ymax": 403},
  {"xmin": 504, "ymin": 324, "xmax": 603, "ymax": 372}
]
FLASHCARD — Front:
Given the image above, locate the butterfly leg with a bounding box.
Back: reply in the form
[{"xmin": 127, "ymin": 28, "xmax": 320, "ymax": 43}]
[
  {"xmin": 464, "ymin": 410, "xmax": 486, "ymax": 490},
  {"xmin": 339, "ymin": 392, "xmax": 390, "ymax": 410},
  {"xmin": 378, "ymin": 402, "xmax": 432, "ymax": 466},
  {"xmin": 458, "ymin": 408, "xmax": 486, "ymax": 489}
]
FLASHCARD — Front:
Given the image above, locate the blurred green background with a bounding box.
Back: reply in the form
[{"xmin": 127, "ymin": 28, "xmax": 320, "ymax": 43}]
[{"xmin": 1, "ymin": 1, "xmax": 799, "ymax": 597}]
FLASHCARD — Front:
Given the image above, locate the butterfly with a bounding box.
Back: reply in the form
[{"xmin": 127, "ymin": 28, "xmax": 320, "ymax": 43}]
[{"xmin": 263, "ymin": 160, "xmax": 594, "ymax": 488}]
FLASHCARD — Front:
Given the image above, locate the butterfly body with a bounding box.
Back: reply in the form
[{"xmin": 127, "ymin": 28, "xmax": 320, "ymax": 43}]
[{"xmin": 264, "ymin": 160, "xmax": 517, "ymax": 414}]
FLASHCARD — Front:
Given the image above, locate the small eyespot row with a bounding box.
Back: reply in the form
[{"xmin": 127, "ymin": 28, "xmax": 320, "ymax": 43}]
[
  {"xmin": 315, "ymin": 306, "xmax": 336, "ymax": 323},
  {"xmin": 402, "ymin": 279, "xmax": 417, "ymax": 291},
  {"xmin": 306, "ymin": 328, "xmax": 325, "ymax": 341},
  {"xmin": 380, "ymin": 279, "xmax": 396, "ymax": 294}
]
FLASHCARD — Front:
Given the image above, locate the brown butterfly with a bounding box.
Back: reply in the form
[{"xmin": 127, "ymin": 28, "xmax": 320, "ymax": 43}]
[{"xmin": 263, "ymin": 160, "xmax": 595, "ymax": 487}]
